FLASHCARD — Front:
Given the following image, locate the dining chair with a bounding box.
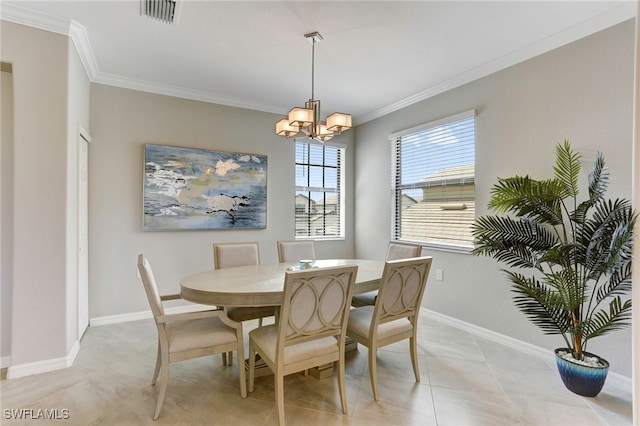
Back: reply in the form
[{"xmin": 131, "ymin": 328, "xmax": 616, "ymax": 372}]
[
  {"xmin": 346, "ymin": 256, "xmax": 432, "ymax": 401},
  {"xmin": 276, "ymin": 240, "xmax": 316, "ymax": 263},
  {"xmin": 213, "ymin": 242, "xmax": 278, "ymax": 357},
  {"xmin": 351, "ymin": 241, "xmax": 422, "ymax": 307},
  {"xmin": 248, "ymin": 264, "xmax": 358, "ymax": 426},
  {"xmin": 137, "ymin": 254, "xmax": 247, "ymax": 420}
]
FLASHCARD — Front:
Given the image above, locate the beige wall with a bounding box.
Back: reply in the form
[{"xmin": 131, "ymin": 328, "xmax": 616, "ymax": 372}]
[
  {"xmin": 1, "ymin": 69, "xmax": 14, "ymax": 364},
  {"xmin": 87, "ymin": 84, "xmax": 355, "ymax": 320},
  {"xmin": 1, "ymin": 21, "xmax": 90, "ymax": 373},
  {"xmin": 355, "ymin": 20, "xmax": 635, "ymax": 377}
]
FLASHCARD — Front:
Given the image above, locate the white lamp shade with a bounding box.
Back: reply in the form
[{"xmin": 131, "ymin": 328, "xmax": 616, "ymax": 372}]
[
  {"xmin": 326, "ymin": 113, "xmax": 352, "ymax": 132},
  {"xmin": 316, "ymin": 123, "xmax": 334, "ymax": 141},
  {"xmin": 276, "ymin": 118, "xmax": 300, "ymax": 137},
  {"xmin": 288, "ymin": 107, "xmax": 314, "ymax": 126}
]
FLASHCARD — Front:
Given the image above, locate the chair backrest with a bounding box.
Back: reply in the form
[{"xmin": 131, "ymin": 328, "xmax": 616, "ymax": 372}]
[
  {"xmin": 213, "ymin": 242, "xmax": 260, "ymax": 269},
  {"xmin": 137, "ymin": 254, "xmax": 165, "ymax": 319},
  {"xmin": 276, "ymin": 265, "xmax": 358, "ymax": 358},
  {"xmin": 277, "ymin": 240, "xmax": 316, "ymax": 263},
  {"xmin": 385, "ymin": 241, "xmax": 422, "ymax": 261},
  {"xmin": 374, "ymin": 256, "xmax": 432, "ymax": 326}
]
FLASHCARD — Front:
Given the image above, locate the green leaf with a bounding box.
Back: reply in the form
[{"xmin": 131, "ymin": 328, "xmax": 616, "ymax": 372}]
[{"xmin": 553, "ymin": 140, "xmax": 581, "ymax": 199}]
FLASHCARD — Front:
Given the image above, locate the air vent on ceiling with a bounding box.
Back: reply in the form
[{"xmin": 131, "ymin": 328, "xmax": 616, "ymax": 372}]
[{"xmin": 141, "ymin": 0, "xmax": 180, "ymax": 25}]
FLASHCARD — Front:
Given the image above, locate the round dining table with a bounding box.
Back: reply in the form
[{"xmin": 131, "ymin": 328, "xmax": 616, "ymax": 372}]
[{"xmin": 180, "ymin": 259, "xmax": 385, "ymax": 307}]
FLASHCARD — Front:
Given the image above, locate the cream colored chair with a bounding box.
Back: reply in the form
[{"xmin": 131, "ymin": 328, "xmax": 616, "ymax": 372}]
[
  {"xmin": 346, "ymin": 256, "xmax": 432, "ymax": 401},
  {"xmin": 137, "ymin": 254, "xmax": 247, "ymax": 420},
  {"xmin": 276, "ymin": 240, "xmax": 316, "ymax": 263},
  {"xmin": 213, "ymin": 242, "xmax": 277, "ymax": 349},
  {"xmin": 351, "ymin": 241, "xmax": 422, "ymax": 307},
  {"xmin": 248, "ymin": 265, "xmax": 358, "ymax": 426}
]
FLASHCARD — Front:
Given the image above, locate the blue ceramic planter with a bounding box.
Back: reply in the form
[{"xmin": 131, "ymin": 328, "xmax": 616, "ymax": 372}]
[{"xmin": 554, "ymin": 348, "xmax": 609, "ymax": 397}]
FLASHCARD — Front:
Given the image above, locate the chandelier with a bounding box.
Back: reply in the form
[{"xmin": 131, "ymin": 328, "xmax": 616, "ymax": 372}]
[{"xmin": 275, "ymin": 32, "xmax": 352, "ymax": 142}]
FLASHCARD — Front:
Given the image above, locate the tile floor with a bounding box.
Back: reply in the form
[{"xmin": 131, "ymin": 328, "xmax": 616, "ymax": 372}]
[{"xmin": 0, "ymin": 314, "xmax": 633, "ymax": 425}]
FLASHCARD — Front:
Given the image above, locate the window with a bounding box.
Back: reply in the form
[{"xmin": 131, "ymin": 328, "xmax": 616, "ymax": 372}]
[
  {"xmin": 391, "ymin": 110, "xmax": 476, "ymax": 250},
  {"xmin": 295, "ymin": 141, "xmax": 345, "ymax": 239}
]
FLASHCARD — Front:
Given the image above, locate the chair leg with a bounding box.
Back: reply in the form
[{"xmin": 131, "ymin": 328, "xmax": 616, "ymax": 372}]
[
  {"xmin": 410, "ymin": 336, "xmax": 420, "ymax": 382},
  {"xmin": 275, "ymin": 372, "xmax": 285, "ymax": 426},
  {"xmin": 153, "ymin": 352, "xmax": 169, "ymax": 420},
  {"xmin": 151, "ymin": 343, "xmax": 161, "ymax": 385},
  {"xmin": 368, "ymin": 346, "xmax": 379, "ymax": 401},
  {"xmin": 237, "ymin": 349, "xmax": 247, "ymax": 398},
  {"xmin": 227, "ymin": 351, "xmax": 233, "ymax": 366},
  {"xmin": 248, "ymin": 344, "xmax": 256, "ymax": 393},
  {"xmin": 337, "ymin": 356, "xmax": 348, "ymax": 414},
  {"xmin": 222, "ymin": 352, "xmax": 228, "ymax": 366}
]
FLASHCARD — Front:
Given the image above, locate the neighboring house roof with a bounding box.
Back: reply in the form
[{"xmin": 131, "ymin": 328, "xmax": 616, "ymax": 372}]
[
  {"xmin": 420, "ymin": 164, "xmax": 475, "ymax": 186},
  {"xmin": 314, "ymin": 195, "xmax": 338, "ymax": 206}
]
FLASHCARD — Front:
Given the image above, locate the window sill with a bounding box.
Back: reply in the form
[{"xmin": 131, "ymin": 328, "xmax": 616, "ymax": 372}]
[{"xmin": 397, "ymin": 239, "xmax": 473, "ymax": 255}]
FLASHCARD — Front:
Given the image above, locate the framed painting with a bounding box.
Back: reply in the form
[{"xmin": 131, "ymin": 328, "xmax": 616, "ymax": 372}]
[{"xmin": 143, "ymin": 144, "xmax": 267, "ymax": 230}]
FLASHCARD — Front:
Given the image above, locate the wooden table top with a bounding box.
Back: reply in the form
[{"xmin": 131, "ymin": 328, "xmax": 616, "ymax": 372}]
[{"xmin": 180, "ymin": 259, "xmax": 385, "ymax": 307}]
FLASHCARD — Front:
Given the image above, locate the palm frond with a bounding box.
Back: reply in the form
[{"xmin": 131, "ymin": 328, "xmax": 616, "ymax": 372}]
[
  {"xmin": 587, "ymin": 152, "xmax": 608, "ymax": 203},
  {"xmin": 506, "ymin": 271, "xmax": 572, "ymax": 334},
  {"xmin": 594, "ymin": 263, "xmax": 633, "ymax": 303},
  {"xmin": 581, "ymin": 297, "xmax": 632, "ymax": 341},
  {"xmin": 583, "ymin": 199, "xmax": 636, "ymax": 273},
  {"xmin": 487, "ymin": 176, "xmax": 565, "ymax": 225},
  {"xmin": 471, "ymin": 216, "xmax": 557, "ymax": 269},
  {"xmin": 553, "ymin": 140, "xmax": 581, "ymax": 199}
]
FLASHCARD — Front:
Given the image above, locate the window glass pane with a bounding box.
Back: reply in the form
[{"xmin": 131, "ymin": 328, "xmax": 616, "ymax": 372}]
[
  {"xmin": 295, "ymin": 164, "xmax": 308, "ymax": 187},
  {"xmin": 295, "ymin": 142, "xmax": 344, "ymax": 239},
  {"xmin": 392, "ymin": 113, "xmax": 475, "ymax": 248}
]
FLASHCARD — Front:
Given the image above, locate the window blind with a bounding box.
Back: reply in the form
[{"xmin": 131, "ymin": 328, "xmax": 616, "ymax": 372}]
[
  {"xmin": 391, "ymin": 110, "xmax": 476, "ymax": 249},
  {"xmin": 295, "ymin": 141, "xmax": 344, "ymax": 238}
]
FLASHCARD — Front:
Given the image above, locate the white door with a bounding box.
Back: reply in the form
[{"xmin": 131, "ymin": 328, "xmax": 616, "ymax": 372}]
[{"xmin": 78, "ymin": 128, "xmax": 90, "ymax": 339}]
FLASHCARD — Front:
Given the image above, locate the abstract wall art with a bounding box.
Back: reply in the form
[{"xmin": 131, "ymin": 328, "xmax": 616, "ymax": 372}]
[{"xmin": 143, "ymin": 144, "xmax": 267, "ymax": 230}]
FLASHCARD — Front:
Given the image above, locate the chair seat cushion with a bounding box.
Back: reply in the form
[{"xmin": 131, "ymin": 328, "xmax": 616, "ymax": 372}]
[
  {"xmin": 250, "ymin": 325, "xmax": 339, "ymax": 366},
  {"xmin": 166, "ymin": 317, "xmax": 237, "ymax": 353},
  {"xmin": 351, "ymin": 291, "xmax": 377, "ymax": 307},
  {"xmin": 226, "ymin": 306, "xmax": 277, "ymax": 322},
  {"xmin": 347, "ymin": 306, "xmax": 412, "ymax": 342}
]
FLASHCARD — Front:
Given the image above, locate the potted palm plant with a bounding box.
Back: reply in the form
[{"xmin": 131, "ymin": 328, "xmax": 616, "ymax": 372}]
[{"xmin": 471, "ymin": 140, "xmax": 636, "ymax": 397}]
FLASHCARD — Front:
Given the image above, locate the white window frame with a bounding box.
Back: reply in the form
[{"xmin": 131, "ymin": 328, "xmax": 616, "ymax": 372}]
[
  {"xmin": 295, "ymin": 140, "xmax": 346, "ymax": 240},
  {"xmin": 390, "ymin": 110, "xmax": 476, "ymax": 252}
]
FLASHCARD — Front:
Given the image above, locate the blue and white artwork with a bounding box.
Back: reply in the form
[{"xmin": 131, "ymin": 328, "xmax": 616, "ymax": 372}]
[{"xmin": 143, "ymin": 144, "xmax": 267, "ymax": 230}]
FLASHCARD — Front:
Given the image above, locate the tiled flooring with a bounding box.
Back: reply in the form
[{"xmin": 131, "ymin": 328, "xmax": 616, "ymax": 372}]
[{"xmin": 1, "ymin": 314, "xmax": 633, "ymax": 425}]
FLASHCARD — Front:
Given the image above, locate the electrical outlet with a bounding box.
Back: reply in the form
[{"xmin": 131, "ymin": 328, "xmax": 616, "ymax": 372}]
[{"xmin": 436, "ymin": 269, "xmax": 444, "ymax": 281}]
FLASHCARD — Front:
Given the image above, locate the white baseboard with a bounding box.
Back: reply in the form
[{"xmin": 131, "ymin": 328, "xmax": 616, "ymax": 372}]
[
  {"xmin": 6, "ymin": 340, "xmax": 80, "ymax": 379},
  {"xmin": 1, "ymin": 355, "xmax": 11, "ymax": 369},
  {"xmin": 421, "ymin": 308, "xmax": 632, "ymax": 388}
]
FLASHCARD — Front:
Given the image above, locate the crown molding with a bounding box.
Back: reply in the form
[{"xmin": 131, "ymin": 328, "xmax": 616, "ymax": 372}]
[
  {"xmin": 93, "ymin": 72, "xmax": 284, "ymax": 115},
  {"xmin": 68, "ymin": 20, "xmax": 98, "ymax": 80},
  {"xmin": 1, "ymin": 3, "xmax": 100, "ymax": 81},
  {"xmin": 0, "ymin": 2, "xmax": 69, "ymax": 35},
  {"xmin": 357, "ymin": 1, "xmax": 637, "ymax": 125}
]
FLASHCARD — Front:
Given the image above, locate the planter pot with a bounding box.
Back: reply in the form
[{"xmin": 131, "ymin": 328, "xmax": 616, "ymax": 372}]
[{"xmin": 554, "ymin": 348, "xmax": 609, "ymax": 397}]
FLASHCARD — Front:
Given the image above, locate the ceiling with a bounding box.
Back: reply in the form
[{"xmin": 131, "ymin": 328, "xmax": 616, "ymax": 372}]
[{"xmin": 2, "ymin": 1, "xmax": 636, "ymax": 125}]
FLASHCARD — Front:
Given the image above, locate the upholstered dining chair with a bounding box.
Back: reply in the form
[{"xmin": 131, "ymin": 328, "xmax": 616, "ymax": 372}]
[
  {"xmin": 351, "ymin": 241, "xmax": 422, "ymax": 307},
  {"xmin": 248, "ymin": 264, "xmax": 358, "ymax": 426},
  {"xmin": 213, "ymin": 242, "xmax": 278, "ymax": 348},
  {"xmin": 346, "ymin": 256, "xmax": 432, "ymax": 401},
  {"xmin": 137, "ymin": 254, "xmax": 247, "ymax": 420},
  {"xmin": 276, "ymin": 240, "xmax": 316, "ymax": 263}
]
